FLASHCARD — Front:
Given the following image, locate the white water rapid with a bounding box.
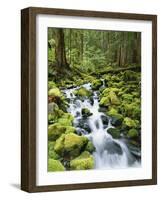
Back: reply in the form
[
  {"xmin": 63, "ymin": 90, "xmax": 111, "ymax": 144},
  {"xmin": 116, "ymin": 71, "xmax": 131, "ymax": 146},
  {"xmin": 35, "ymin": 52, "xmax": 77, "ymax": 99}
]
[{"xmin": 63, "ymin": 83, "xmax": 140, "ymax": 169}]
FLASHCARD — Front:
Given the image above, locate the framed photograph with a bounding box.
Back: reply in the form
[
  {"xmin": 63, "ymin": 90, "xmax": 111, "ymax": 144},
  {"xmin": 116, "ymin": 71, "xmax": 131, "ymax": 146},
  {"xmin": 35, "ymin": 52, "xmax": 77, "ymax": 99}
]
[{"xmin": 21, "ymin": 7, "xmax": 157, "ymax": 192}]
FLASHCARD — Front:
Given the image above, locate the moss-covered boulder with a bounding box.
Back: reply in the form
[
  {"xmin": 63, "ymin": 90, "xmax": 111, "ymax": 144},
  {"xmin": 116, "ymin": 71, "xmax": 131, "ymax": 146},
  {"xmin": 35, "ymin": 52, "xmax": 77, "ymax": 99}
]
[
  {"xmin": 54, "ymin": 133, "xmax": 88, "ymax": 158},
  {"xmin": 127, "ymin": 128, "xmax": 139, "ymax": 138},
  {"xmin": 91, "ymin": 79, "xmax": 103, "ymax": 90},
  {"xmin": 99, "ymin": 96, "xmax": 110, "ymax": 107},
  {"xmin": 48, "ymin": 159, "xmax": 65, "ymax": 172},
  {"xmin": 74, "ymin": 87, "xmax": 92, "ymax": 98},
  {"xmin": 107, "ymin": 128, "xmax": 120, "ymax": 139},
  {"xmin": 64, "ymin": 133, "xmax": 88, "ymax": 156},
  {"xmin": 109, "ymin": 91, "xmax": 120, "ymax": 105},
  {"xmin": 48, "ymin": 87, "xmax": 61, "ymax": 98},
  {"xmin": 123, "ymin": 117, "xmax": 139, "ymax": 128},
  {"xmin": 85, "ymin": 141, "xmax": 95, "ymax": 153},
  {"xmin": 70, "ymin": 151, "xmax": 94, "ymax": 170},
  {"xmin": 122, "ymin": 102, "xmax": 141, "ymax": 120},
  {"xmin": 48, "ymin": 123, "xmax": 76, "ymax": 141},
  {"xmin": 48, "ymin": 141, "xmax": 60, "ymax": 160},
  {"xmin": 54, "ymin": 134, "xmax": 65, "ymax": 155},
  {"xmin": 48, "ymin": 81, "xmax": 56, "ymax": 90},
  {"xmin": 57, "ymin": 113, "xmax": 74, "ymax": 126},
  {"xmin": 100, "ymin": 88, "xmax": 120, "ymax": 106},
  {"xmin": 81, "ymin": 108, "xmax": 93, "ymax": 118},
  {"xmin": 107, "ymin": 108, "xmax": 123, "ymax": 126}
]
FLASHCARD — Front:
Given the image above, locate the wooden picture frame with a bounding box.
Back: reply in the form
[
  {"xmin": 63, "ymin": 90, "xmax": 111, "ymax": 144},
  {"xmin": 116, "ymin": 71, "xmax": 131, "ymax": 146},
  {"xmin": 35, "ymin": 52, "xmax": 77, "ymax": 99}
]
[{"xmin": 21, "ymin": 7, "xmax": 157, "ymax": 192}]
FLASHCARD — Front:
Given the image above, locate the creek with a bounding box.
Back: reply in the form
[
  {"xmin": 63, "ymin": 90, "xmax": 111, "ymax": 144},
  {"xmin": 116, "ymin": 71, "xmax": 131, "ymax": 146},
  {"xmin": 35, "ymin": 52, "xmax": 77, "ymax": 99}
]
[{"xmin": 63, "ymin": 82, "xmax": 140, "ymax": 169}]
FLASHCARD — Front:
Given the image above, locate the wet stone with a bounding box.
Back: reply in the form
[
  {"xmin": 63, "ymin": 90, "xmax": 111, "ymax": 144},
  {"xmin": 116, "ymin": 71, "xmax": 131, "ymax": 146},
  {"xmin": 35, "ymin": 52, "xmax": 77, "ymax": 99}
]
[{"xmin": 101, "ymin": 115, "xmax": 109, "ymax": 126}]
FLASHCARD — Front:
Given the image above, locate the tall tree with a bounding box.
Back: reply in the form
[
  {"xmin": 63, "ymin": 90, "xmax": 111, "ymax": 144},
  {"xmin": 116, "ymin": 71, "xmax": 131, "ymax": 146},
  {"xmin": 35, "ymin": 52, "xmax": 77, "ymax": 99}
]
[{"xmin": 55, "ymin": 29, "xmax": 69, "ymax": 68}]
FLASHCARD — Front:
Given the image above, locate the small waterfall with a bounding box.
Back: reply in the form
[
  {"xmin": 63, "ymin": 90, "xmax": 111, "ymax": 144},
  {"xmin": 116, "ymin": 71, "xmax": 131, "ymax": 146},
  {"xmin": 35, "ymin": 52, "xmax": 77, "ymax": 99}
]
[{"xmin": 63, "ymin": 83, "xmax": 140, "ymax": 169}]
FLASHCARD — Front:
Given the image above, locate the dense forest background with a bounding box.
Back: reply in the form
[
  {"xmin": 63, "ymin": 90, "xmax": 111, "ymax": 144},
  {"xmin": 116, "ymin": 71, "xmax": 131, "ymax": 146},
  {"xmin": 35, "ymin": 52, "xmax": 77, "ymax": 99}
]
[{"xmin": 48, "ymin": 28, "xmax": 141, "ymax": 76}]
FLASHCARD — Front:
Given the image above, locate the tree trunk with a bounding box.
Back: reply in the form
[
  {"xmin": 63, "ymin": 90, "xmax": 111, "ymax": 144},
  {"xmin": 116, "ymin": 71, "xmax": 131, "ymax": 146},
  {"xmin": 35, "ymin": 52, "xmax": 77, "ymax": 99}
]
[{"xmin": 55, "ymin": 29, "xmax": 68, "ymax": 68}]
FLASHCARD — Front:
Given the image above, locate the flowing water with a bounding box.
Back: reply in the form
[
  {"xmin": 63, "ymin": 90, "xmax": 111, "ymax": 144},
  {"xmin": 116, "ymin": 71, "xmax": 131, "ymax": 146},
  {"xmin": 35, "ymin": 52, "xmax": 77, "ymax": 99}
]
[{"xmin": 63, "ymin": 83, "xmax": 140, "ymax": 169}]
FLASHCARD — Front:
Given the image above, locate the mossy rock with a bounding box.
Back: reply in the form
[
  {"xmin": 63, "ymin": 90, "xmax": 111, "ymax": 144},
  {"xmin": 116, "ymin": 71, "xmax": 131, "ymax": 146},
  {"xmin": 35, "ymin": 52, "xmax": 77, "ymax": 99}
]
[
  {"xmin": 64, "ymin": 133, "xmax": 88, "ymax": 155},
  {"xmin": 48, "ymin": 102, "xmax": 64, "ymax": 116},
  {"xmin": 107, "ymin": 128, "xmax": 120, "ymax": 139},
  {"xmin": 48, "ymin": 81, "xmax": 56, "ymax": 90},
  {"xmin": 102, "ymin": 87, "xmax": 120, "ymax": 96},
  {"xmin": 99, "ymin": 96, "xmax": 110, "ymax": 107},
  {"xmin": 81, "ymin": 108, "xmax": 93, "ymax": 118},
  {"xmin": 107, "ymin": 108, "xmax": 123, "ymax": 126},
  {"xmin": 122, "ymin": 102, "xmax": 141, "ymax": 120},
  {"xmin": 48, "ymin": 123, "xmax": 76, "ymax": 141},
  {"xmin": 54, "ymin": 133, "xmax": 88, "ymax": 157},
  {"xmin": 74, "ymin": 87, "xmax": 92, "ymax": 97},
  {"xmin": 128, "ymin": 128, "xmax": 139, "ymax": 138},
  {"xmin": 85, "ymin": 141, "xmax": 95, "ymax": 153},
  {"xmin": 48, "ymin": 159, "xmax": 65, "ymax": 172},
  {"xmin": 48, "ymin": 87, "xmax": 61, "ymax": 97},
  {"xmin": 48, "ymin": 141, "xmax": 60, "ymax": 160},
  {"xmin": 54, "ymin": 134, "xmax": 65, "ymax": 155},
  {"xmin": 70, "ymin": 151, "xmax": 94, "ymax": 170},
  {"xmin": 57, "ymin": 113, "xmax": 74, "ymax": 126},
  {"xmin": 109, "ymin": 91, "xmax": 120, "ymax": 105},
  {"xmin": 123, "ymin": 117, "xmax": 139, "ymax": 128},
  {"xmin": 91, "ymin": 79, "xmax": 103, "ymax": 90}
]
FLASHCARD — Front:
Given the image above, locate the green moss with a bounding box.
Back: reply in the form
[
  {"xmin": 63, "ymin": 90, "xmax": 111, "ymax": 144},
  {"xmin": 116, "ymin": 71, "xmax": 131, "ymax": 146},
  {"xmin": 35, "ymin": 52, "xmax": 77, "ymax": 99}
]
[
  {"xmin": 122, "ymin": 94, "xmax": 133, "ymax": 103},
  {"xmin": 109, "ymin": 91, "xmax": 120, "ymax": 105},
  {"xmin": 64, "ymin": 133, "xmax": 88, "ymax": 153},
  {"xmin": 57, "ymin": 113, "xmax": 74, "ymax": 126},
  {"xmin": 54, "ymin": 133, "xmax": 88, "ymax": 158},
  {"xmin": 122, "ymin": 102, "xmax": 141, "ymax": 120},
  {"xmin": 99, "ymin": 96, "xmax": 110, "ymax": 107},
  {"xmin": 48, "ymin": 123, "xmax": 76, "ymax": 141},
  {"xmin": 48, "ymin": 113, "xmax": 55, "ymax": 124},
  {"xmin": 74, "ymin": 87, "xmax": 92, "ymax": 97},
  {"xmin": 107, "ymin": 128, "xmax": 120, "ymax": 139},
  {"xmin": 48, "ymin": 87, "xmax": 61, "ymax": 97},
  {"xmin": 107, "ymin": 108, "xmax": 123, "ymax": 126},
  {"xmin": 85, "ymin": 141, "xmax": 95, "ymax": 153},
  {"xmin": 48, "ymin": 141, "xmax": 60, "ymax": 160},
  {"xmin": 81, "ymin": 108, "xmax": 92, "ymax": 117},
  {"xmin": 128, "ymin": 128, "xmax": 139, "ymax": 138},
  {"xmin": 70, "ymin": 151, "xmax": 94, "ymax": 170},
  {"xmin": 54, "ymin": 134, "xmax": 65, "ymax": 154},
  {"xmin": 48, "ymin": 159, "xmax": 65, "ymax": 172},
  {"xmin": 91, "ymin": 79, "xmax": 103, "ymax": 90},
  {"xmin": 107, "ymin": 107, "xmax": 118, "ymax": 116},
  {"xmin": 122, "ymin": 70, "xmax": 138, "ymax": 81},
  {"xmin": 123, "ymin": 117, "xmax": 139, "ymax": 128},
  {"xmin": 48, "ymin": 81, "xmax": 56, "ymax": 90}
]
